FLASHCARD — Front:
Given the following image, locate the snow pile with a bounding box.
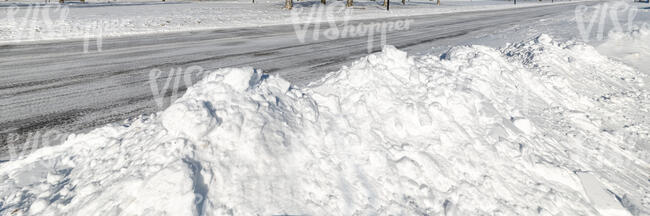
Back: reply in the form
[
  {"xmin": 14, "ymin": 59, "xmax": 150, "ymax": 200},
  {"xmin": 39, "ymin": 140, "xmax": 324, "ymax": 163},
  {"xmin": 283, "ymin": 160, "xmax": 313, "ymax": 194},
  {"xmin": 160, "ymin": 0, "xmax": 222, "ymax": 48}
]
[
  {"xmin": 1, "ymin": 35, "xmax": 648, "ymax": 215},
  {"xmin": 597, "ymin": 25, "xmax": 650, "ymax": 75}
]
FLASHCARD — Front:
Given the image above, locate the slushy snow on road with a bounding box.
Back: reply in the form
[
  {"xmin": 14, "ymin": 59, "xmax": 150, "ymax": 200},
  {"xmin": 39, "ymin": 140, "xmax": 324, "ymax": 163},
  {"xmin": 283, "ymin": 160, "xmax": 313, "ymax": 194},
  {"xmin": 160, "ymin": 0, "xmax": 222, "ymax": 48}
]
[{"xmin": 0, "ymin": 33, "xmax": 648, "ymax": 215}]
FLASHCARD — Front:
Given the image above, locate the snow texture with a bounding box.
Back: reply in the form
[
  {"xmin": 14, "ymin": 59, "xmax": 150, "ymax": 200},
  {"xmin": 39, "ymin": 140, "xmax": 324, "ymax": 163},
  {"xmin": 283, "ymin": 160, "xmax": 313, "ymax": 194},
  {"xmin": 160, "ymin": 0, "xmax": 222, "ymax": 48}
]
[{"xmin": 0, "ymin": 34, "xmax": 648, "ymax": 215}]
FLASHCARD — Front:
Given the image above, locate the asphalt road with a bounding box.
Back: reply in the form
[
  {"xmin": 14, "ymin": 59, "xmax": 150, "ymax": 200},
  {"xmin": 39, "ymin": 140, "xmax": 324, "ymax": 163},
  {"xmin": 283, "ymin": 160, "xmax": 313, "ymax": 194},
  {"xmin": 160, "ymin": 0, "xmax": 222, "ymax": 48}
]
[{"xmin": 0, "ymin": 2, "xmax": 591, "ymax": 151}]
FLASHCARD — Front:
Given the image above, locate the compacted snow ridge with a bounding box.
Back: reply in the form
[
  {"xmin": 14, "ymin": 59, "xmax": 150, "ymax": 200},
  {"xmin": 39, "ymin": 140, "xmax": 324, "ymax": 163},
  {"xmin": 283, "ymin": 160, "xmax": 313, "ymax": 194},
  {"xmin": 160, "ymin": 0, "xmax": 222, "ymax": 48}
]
[{"xmin": 0, "ymin": 33, "xmax": 648, "ymax": 215}]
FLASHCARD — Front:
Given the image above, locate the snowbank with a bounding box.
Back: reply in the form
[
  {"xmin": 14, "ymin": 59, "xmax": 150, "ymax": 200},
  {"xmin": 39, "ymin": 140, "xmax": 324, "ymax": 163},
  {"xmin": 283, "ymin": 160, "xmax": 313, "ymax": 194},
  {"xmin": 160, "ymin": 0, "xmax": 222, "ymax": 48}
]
[
  {"xmin": 0, "ymin": 35, "xmax": 648, "ymax": 215},
  {"xmin": 597, "ymin": 25, "xmax": 650, "ymax": 75}
]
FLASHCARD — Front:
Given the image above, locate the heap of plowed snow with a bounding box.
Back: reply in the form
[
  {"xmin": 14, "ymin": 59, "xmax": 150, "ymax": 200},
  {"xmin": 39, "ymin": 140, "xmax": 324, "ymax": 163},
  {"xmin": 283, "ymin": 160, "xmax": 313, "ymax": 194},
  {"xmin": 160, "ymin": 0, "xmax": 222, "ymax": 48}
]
[{"xmin": 1, "ymin": 35, "xmax": 648, "ymax": 216}]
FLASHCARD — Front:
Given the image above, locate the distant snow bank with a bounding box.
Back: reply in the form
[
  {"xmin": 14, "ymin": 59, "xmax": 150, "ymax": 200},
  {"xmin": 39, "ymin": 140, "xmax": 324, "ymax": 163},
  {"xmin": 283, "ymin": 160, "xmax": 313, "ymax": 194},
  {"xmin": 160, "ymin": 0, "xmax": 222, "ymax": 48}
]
[
  {"xmin": 1, "ymin": 33, "xmax": 648, "ymax": 215},
  {"xmin": 0, "ymin": 0, "xmax": 579, "ymax": 43}
]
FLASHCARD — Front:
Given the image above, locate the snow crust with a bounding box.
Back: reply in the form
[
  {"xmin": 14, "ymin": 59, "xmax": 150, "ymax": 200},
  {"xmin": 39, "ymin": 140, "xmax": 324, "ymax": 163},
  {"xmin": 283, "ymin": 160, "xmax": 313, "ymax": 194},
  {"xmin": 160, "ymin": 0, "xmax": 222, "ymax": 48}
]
[{"xmin": 1, "ymin": 35, "xmax": 648, "ymax": 215}]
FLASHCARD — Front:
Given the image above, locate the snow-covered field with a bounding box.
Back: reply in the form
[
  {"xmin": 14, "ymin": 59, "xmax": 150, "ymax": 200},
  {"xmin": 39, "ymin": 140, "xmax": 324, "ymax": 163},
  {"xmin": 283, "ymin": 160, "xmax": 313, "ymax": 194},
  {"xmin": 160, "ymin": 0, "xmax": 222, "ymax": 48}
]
[
  {"xmin": 1, "ymin": 22, "xmax": 649, "ymax": 215},
  {"xmin": 0, "ymin": 0, "xmax": 582, "ymax": 43}
]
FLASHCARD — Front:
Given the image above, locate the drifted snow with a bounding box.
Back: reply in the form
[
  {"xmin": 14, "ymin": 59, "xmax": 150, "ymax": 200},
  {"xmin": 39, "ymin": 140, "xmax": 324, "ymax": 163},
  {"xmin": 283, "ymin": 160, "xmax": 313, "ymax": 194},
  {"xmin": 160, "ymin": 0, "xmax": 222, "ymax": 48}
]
[{"xmin": 0, "ymin": 35, "xmax": 648, "ymax": 215}]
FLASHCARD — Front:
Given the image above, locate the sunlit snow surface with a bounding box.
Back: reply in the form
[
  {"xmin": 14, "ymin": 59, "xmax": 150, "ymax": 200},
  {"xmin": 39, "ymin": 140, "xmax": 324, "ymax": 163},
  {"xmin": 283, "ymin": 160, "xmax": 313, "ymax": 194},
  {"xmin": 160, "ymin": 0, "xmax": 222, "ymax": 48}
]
[{"xmin": 0, "ymin": 34, "xmax": 648, "ymax": 215}]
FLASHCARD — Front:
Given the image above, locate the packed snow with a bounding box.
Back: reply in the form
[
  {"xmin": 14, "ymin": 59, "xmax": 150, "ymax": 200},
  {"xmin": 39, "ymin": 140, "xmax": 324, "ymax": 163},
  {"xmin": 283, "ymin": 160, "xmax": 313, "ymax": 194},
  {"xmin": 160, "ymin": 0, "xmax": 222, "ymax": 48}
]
[
  {"xmin": 0, "ymin": 0, "xmax": 582, "ymax": 43},
  {"xmin": 0, "ymin": 30, "xmax": 648, "ymax": 215}
]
